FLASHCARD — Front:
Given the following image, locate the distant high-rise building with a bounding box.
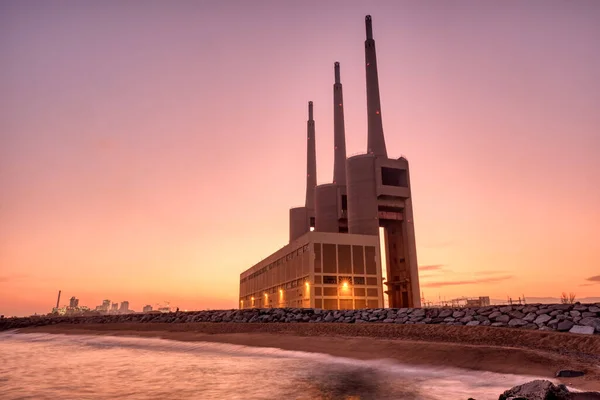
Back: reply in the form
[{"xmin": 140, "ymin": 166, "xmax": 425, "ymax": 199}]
[
  {"xmin": 119, "ymin": 301, "xmax": 129, "ymax": 313},
  {"xmin": 142, "ymin": 305, "xmax": 153, "ymax": 313},
  {"xmin": 111, "ymin": 303, "xmax": 118, "ymax": 311},
  {"xmin": 69, "ymin": 296, "xmax": 79, "ymax": 308}
]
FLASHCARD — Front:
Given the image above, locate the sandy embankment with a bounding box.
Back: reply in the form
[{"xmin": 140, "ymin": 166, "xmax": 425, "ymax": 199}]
[{"xmin": 18, "ymin": 322, "xmax": 600, "ymax": 391}]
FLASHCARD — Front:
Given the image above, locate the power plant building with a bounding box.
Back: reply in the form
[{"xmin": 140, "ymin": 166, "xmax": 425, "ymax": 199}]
[
  {"xmin": 240, "ymin": 15, "xmax": 421, "ymax": 310},
  {"xmin": 240, "ymin": 231, "xmax": 383, "ymax": 310}
]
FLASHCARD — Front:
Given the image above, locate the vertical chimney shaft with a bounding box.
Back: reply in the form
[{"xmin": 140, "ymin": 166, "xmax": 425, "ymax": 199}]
[
  {"xmin": 305, "ymin": 101, "xmax": 317, "ymax": 208},
  {"xmin": 364, "ymin": 15, "xmax": 388, "ymax": 157},
  {"xmin": 333, "ymin": 62, "xmax": 347, "ymax": 185}
]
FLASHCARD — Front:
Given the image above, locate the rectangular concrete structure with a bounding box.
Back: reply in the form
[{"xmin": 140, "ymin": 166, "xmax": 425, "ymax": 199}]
[{"xmin": 239, "ymin": 231, "xmax": 383, "ymax": 310}]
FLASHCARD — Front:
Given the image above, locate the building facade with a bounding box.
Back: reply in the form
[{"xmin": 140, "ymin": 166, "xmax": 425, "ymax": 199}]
[{"xmin": 240, "ymin": 231, "xmax": 383, "ymax": 310}]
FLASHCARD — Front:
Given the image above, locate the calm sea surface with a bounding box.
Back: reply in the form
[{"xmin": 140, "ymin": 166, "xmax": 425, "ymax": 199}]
[{"xmin": 0, "ymin": 331, "xmax": 544, "ymax": 399}]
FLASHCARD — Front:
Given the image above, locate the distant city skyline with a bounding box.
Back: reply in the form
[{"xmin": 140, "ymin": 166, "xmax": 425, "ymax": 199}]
[{"xmin": 2, "ymin": 1, "xmax": 599, "ymax": 316}]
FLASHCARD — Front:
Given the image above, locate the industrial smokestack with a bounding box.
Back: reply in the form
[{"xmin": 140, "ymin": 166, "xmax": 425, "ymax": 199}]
[
  {"xmin": 305, "ymin": 101, "xmax": 317, "ymax": 208},
  {"xmin": 56, "ymin": 290, "xmax": 61, "ymax": 309},
  {"xmin": 332, "ymin": 62, "xmax": 347, "ymax": 185},
  {"xmin": 364, "ymin": 15, "xmax": 387, "ymax": 157}
]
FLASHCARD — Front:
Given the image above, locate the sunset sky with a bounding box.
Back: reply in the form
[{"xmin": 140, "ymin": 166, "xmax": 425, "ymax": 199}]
[{"xmin": 1, "ymin": 1, "xmax": 599, "ymax": 316}]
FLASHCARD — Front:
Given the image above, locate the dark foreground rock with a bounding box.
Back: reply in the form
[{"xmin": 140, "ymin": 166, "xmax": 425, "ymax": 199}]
[
  {"xmin": 556, "ymin": 370, "xmax": 585, "ymax": 378},
  {"xmin": 1, "ymin": 303, "xmax": 599, "ymax": 334},
  {"xmin": 498, "ymin": 380, "xmax": 600, "ymax": 400}
]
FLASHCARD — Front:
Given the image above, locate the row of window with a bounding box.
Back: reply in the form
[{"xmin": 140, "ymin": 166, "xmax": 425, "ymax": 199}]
[
  {"xmin": 241, "ymin": 244, "xmax": 310, "ymax": 283},
  {"xmin": 240, "ymin": 276, "xmax": 309, "ymax": 302}
]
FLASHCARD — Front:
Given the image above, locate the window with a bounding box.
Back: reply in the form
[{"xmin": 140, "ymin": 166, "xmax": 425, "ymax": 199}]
[
  {"xmin": 381, "ymin": 167, "xmax": 408, "ymax": 187},
  {"xmin": 324, "ymin": 287, "xmax": 337, "ymax": 296},
  {"xmin": 367, "ymin": 277, "xmax": 378, "ymax": 286},
  {"xmin": 354, "ymin": 288, "xmax": 365, "ymax": 296},
  {"xmin": 365, "ymin": 246, "xmax": 377, "ymax": 275},
  {"xmin": 354, "ymin": 277, "xmax": 365, "ymax": 285},
  {"xmin": 323, "ymin": 275, "xmax": 337, "ymax": 284},
  {"xmin": 352, "ymin": 246, "xmax": 365, "ymax": 274},
  {"xmin": 367, "ymin": 288, "xmax": 379, "ymax": 297},
  {"xmin": 339, "ymin": 299, "xmax": 352, "ymax": 309},
  {"xmin": 337, "ymin": 245, "xmax": 352, "ymax": 274},
  {"xmin": 324, "ymin": 299, "xmax": 338, "ymax": 310},
  {"xmin": 323, "ymin": 244, "xmax": 337, "ymax": 274},
  {"xmin": 341, "ymin": 195, "xmax": 347, "ymax": 210},
  {"xmin": 314, "ymin": 243, "xmax": 322, "ymax": 273}
]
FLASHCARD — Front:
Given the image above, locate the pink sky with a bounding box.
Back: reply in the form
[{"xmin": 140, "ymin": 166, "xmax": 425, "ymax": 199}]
[{"xmin": 1, "ymin": 1, "xmax": 599, "ymax": 316}]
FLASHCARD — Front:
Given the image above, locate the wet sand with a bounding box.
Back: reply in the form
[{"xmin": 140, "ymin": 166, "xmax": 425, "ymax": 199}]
[{"xmin": 18, "ymin": 322, "xmax": 600, "ymax": 391}]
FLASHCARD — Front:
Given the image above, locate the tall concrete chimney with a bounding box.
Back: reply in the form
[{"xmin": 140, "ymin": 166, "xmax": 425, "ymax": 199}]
[
  {"xmin": 333, "ymin": 62, "xmax": 347, "ymax": 185},
  {"xmin": 305, "ymin": 101, "xmax": 317, "ymax": 208},
  {"xmin": 364, "ymin": 15, "xmax": 387, "ymax": 157}
]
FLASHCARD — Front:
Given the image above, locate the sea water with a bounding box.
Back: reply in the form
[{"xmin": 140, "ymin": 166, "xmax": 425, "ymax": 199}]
[{"xmin": 0, "ymin": 332, "xmax": 544, "ymax": 399}]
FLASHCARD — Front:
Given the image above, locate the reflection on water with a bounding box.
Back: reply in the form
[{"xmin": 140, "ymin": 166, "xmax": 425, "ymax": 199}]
[{"xmin": 0, "ymin": 332, "xmax": 543, "ymax": 400}]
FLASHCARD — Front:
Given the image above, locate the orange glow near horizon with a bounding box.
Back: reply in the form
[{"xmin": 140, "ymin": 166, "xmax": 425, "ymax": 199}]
[{"xmin": 1, "ymin": 2, "xmax": 600, "ymax": 316}]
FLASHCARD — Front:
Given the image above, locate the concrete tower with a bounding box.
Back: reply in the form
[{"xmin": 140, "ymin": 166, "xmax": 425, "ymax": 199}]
[
  {"xmin": 346, "ymin": 15, "xmax": 421, "ymax": 308},
  {"xmin": 364, "ymin": 15, "xmax": 387, "ymax": 158},
  {"xmin": 333, "ymin": 62, "xmax": 347, "ymax": 186},
  {"xmin": 315, "ymin": 62, "xmax": 348, "ymax": 233},
  {"xmin": 289, "ymin": 101, "xmax": 317, "ymax": 241}
]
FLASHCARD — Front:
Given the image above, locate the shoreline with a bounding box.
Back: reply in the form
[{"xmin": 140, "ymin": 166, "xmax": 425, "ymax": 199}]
[{"xmin": 15, "ymin": 323, "xmax": 600, "ymax": 391}]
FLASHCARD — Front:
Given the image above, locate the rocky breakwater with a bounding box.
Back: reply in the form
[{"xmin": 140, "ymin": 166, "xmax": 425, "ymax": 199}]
[{"xmin": 1, "ymin": 303, "xmax": 599, "ymax": 334}]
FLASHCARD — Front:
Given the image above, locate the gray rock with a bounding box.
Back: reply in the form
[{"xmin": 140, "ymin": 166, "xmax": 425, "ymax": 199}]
[
  {"xmin": 383, "ymin": 318, "xmax": 394, "ymax": 323},
  {"xmin": 438, "ymin": 309, "xmax": 453, "ymax": 318},
  {"xmin": 556, "ymin": 370, "xmax": 585, "ymax": 378},
  {"xmin": 459, "ymin": 316, "xmax": 474, "ymax": 323},
  {"xmin": 488, "ymin": 311, "xmax": 502, "ymax": 319},
  {"xmin": 509, "ymin": 310, "xmax": 525, "ymax": 319},
  {"xmin": 498, "ymin": 379, "xmax": 571, "ymax": 400},
  {"xmin": 579, "ymin": 317, "xmax": 600, "ymax": 332},
  {"xmin": 534, "ymin": 314, "xmax": 552, "ymax": 325},
  {"xmin": 569, "ymin": 325, "xmax": 595, "ymax": 335},
  {"xmin": 550, "ymin": 304, "xmax": 572, "ymax": 311},
  {"xmin": 491, "ymin": 322, "xmax": 507, "ymax": 327},
  {"xmin": 452, "ymin": 311, "xmax": 465, "ymax": 318},
  {"xmin": 508, "ymin": 318, "xmax": 528, "ymax": 327},
  {"xmin": 481, "ymin": 320, "xmax": 491, "ymax": 326},
  {"xmin": 411, "ymin": 309, "xmax": 425, "ymax": 317},
  {"xmin": 582, "ymin": 312, "xmax": 597, "ymax": 318},
  {"xmin": 557, "ymin": 320, "xmax": 574, "ymax": 332},
  {"xmin": 569, "ymin": 310, "xmax": 581, "ymax": 317},
  {"xmin": 523, "ymin": 306, "xmax": 539, "ymax": 313},
  {"xmin": 588, "ymin": 306, "xmax": 600, "ymax": 313},
  {"xmin": 499, "ymin": 306, "xmax": 512, "ymax": 313},
  {"xmin": 524, "ymin": 312, "xmax": 537, "ymax": 322},
  {"xmin": 466, "ymin": 320, "xmax": 480, "ymax": 326},
  {"xmin": 495, "ymin": 315, "xmax": 510, "ymax": 323},
  {"xmin": 573, "ymin": 305, "xmax": 588, "ymax": 311}
]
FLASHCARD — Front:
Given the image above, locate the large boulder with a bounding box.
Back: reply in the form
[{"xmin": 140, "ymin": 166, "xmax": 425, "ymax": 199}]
[
  {"xmin": 579, "ymin": 317, "xmax": 600, "ymax": 332},
  {"xmin": 498, "ymin": 380, "xmax": 570, "ymax": 400}
]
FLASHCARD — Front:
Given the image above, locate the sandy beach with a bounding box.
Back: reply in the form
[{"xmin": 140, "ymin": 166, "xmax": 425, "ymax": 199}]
[{"xmin": 17, "ymin": 322, "xmax": 600, "ymax": 392}]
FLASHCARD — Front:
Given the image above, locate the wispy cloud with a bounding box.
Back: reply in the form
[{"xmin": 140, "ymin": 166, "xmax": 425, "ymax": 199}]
[
  {"xmin": 419, "ymin": 265, "xmax": 444, "ymax": 271},
  {"xmin": 0, "ymin": 274, "xmax": 29, "ymax": 284},
  {"xmin": 586, "ymin": 275, "xmax": 600, "ymax": 282},
  {"xmin": 422, "ymin": 275, "xmax": 513, "ymax": 288},
  {"xmin": 474, "ymin": 270, "xmax": 509, "ymax": 276}
]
